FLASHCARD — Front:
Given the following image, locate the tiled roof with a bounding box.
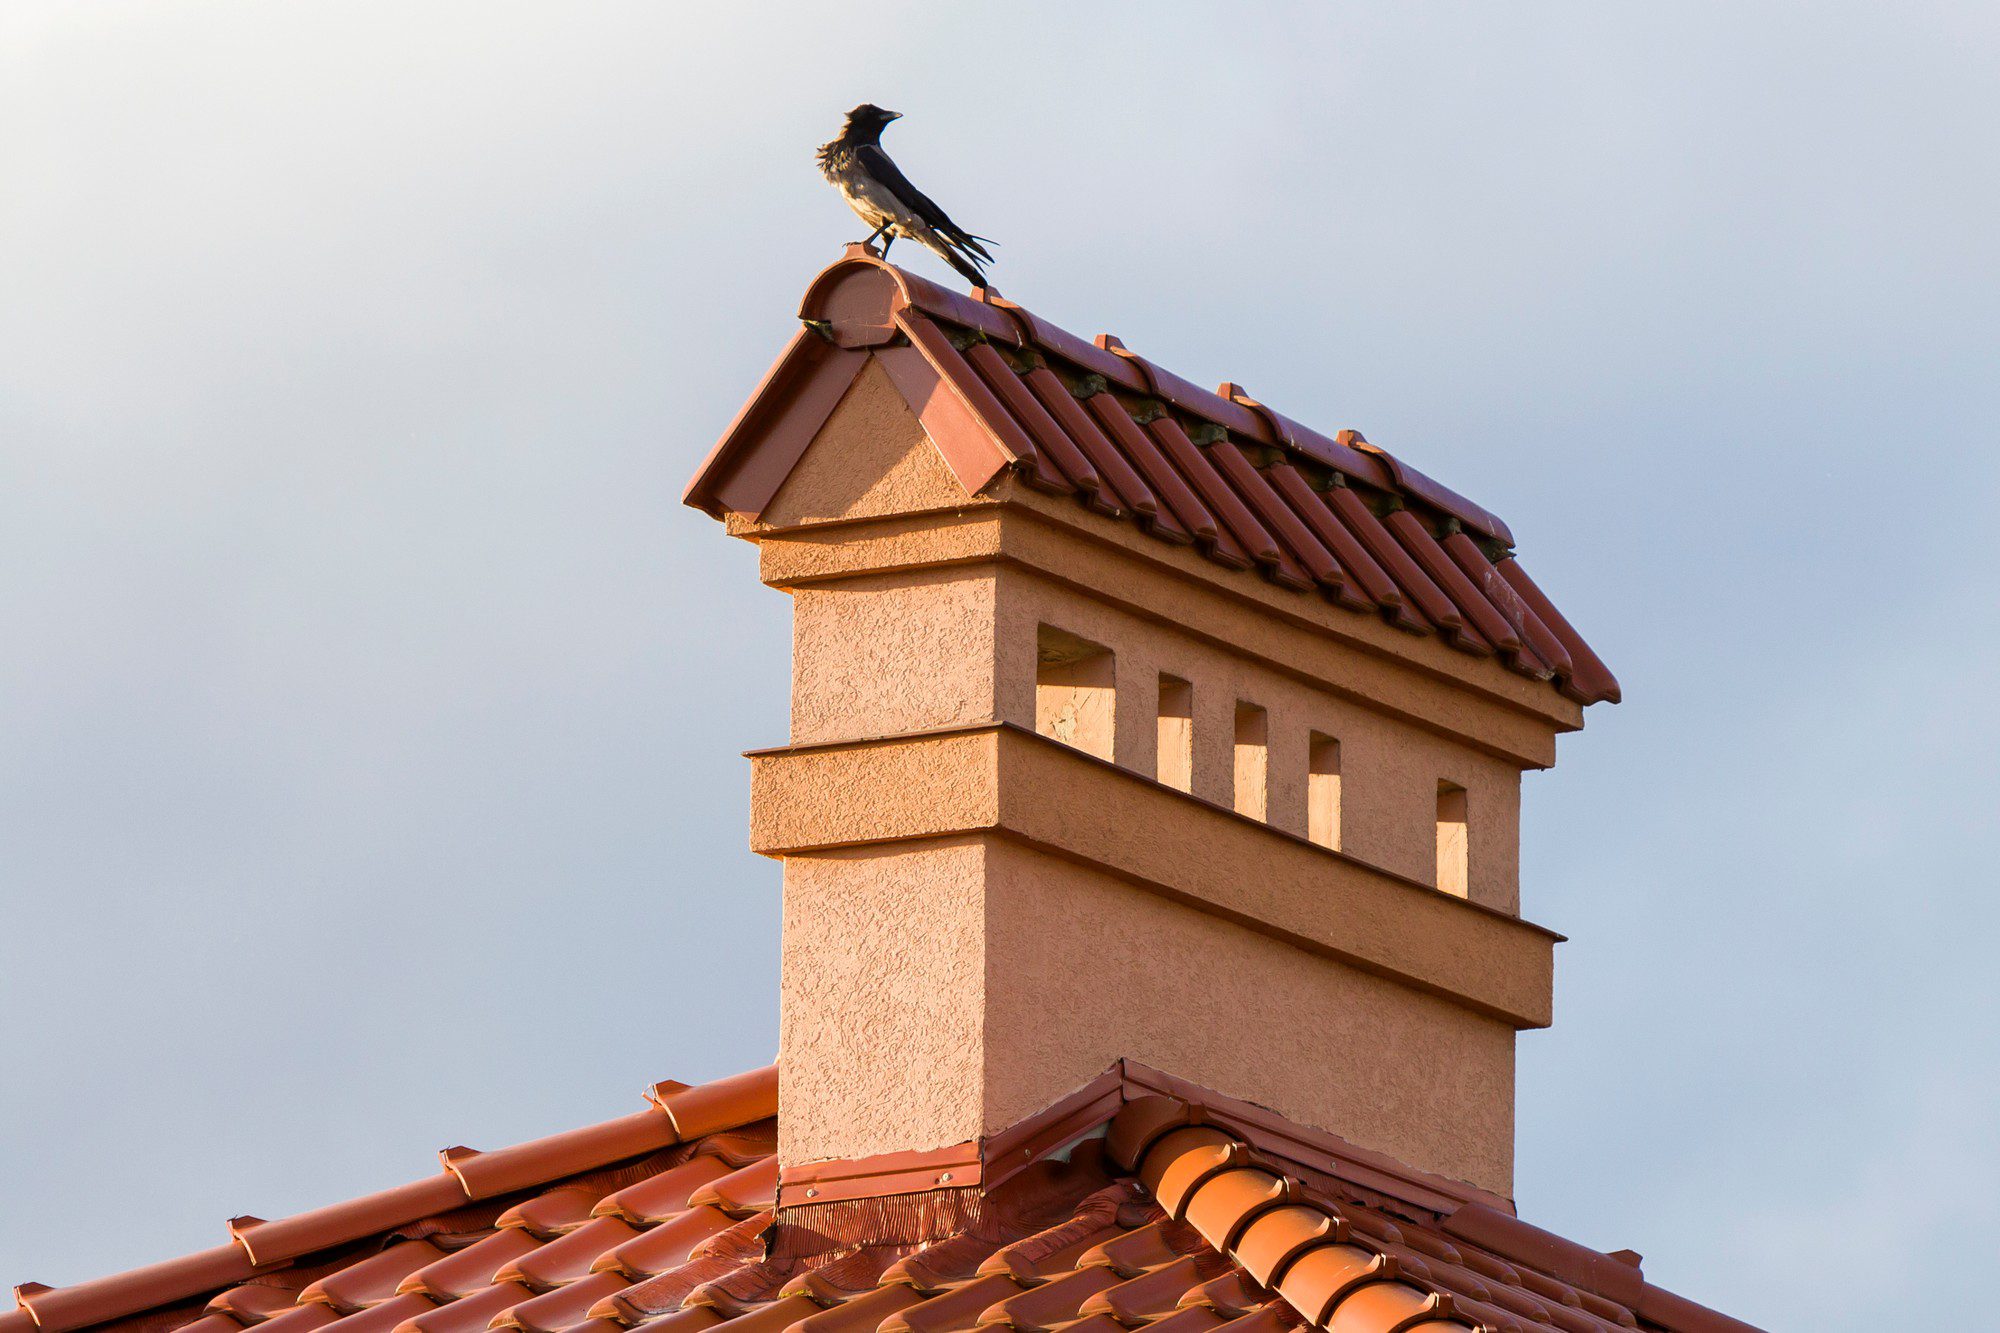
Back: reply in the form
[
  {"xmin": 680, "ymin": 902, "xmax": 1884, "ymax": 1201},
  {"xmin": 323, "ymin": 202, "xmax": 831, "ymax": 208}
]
[
  {"xmin": 685, "ymin": 249, "xmax": 1618, "ymax": 707},
  {"xmin": 6, "ymin": 1069, "xmax": 1756, "ymax": 1333}
]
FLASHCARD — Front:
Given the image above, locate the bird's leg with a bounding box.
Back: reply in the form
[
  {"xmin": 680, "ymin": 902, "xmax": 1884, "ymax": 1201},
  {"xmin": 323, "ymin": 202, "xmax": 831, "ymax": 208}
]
[
  {"xmin": 862, "ymin": 222, "xmax": 890, "ymax": 250},
  {"xmin": 879, "ymin": 232, "xmax": 896, "ymax": 258}
]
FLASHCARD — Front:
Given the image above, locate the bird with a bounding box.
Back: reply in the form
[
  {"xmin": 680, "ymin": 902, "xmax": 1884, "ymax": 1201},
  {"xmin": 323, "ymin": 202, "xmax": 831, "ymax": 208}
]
[{"xmin": 817, "ymin": 103, "xmax": 996, "ymax": 288}]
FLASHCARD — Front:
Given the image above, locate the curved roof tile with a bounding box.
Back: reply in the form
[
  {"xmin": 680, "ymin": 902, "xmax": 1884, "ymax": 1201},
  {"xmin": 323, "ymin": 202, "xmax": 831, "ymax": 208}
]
[{"xmin": 686, "ymin": 250, "xmax": 1617, "ymax": 706}]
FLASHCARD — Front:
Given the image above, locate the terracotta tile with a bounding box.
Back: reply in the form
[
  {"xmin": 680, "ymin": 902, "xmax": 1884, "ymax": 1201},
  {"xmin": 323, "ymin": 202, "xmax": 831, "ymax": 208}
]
[
  {"xmin": 978, "ymin": 1224, "xmax": 1123, "ymax": 1288},
  {"xmin": 255, "ymin": 1303, "xmax": 342, "ymax": 1333},
  {"xmin": 1019, "ymin": 368, "xmax": 1171, "ymax": 531},
  {"xmin": 1322, "ymin": 488, "xmax": 1462, "ymax": 641},
  {"xmin": 1041, "ymin": 1318, "xmax": 1121, "ymax": 1333},
  {"xmin": 445, "ymin": 1111, "xmax": 681, "ymax": 1203},
  {"xmin": 400, "ymin": 1230, "xmax": 544, "ymax": 1299},
  {"xmin": 594, "ymin": 1161, "xmax": 739, "ymax": 1225},
  {"xmin": 877, "ymin": 1275, "xmax": 1017, "ymax": 1333},
  {"xmin": 1444, "ymin": 533, "xmax": 1566, "ymax": 679},
  {"xmin": 896, "ymin": 319, "xmax": 1060, "ymax": 492},
  {"xmin": 645, "ymin": 1073, "xmax": 779, "ymax": 1139},
  {"xmin": 1204, "ymin": 1305, "xmax": 1297, "ymax": 1333},
  {"xmin": 497, "ymin": 1188, "xmax": 603, "ymax": 1239},
  {"xmin": 394, "ymin": 1283, "xmax": 533, "ymax": 1333},
  {"xmin": 879, "ymin": 1236, "xmax": 1000, "ymax": 1293},
  {"xmin": 624, "ymin": 1309, "xmax": 723, "ymax": 1333},
  {"xmin": 1137, "ymin": 1131, "xmax": 1241, "ymax": 1219},
  {"xmin": 786, "ymin": 1283, "xmax": 923, "ymax": 1333},
  {"xmin": 603, "ymin": 1256, "xmax": 742, "ymax": 1326},
  {"xmin": 591, "ymin": 1206, "xmax": 738, "ymax": 1280},
  {"xmin": 1322, "ymin": 1281, "xmax": 1434, "ymax": 1333},
  {"xmin": 237, "ymin": 1178, "xmax": 473, "ymax": 1269},
  {"xmin": 777, "ymin": 1251, "xmax": 900, "ymax": 1304},
  {"xmin": 1207, "ymin": 446, "xmax": 1351, "ymax": 599},
  {"xmin": 1076, "ymin": 1221, "xmax": 1194, "ymax": 1278},
  {"xmin": 490, "ymin": 1273, "xmax": 627, "ymax": 1333},
  {"xmin": 1141, "ymin": 418, "xmax": 1291, "ymax": 578},
  {"xmin": 1263, "ymin": 467, "xmax": 1412, "ymax": 622},
  {"xmin": 1182, "ymin": 1172, "xmax": 1288, "ymax": 1253},
  {"xmin": 1232, "ymin": 1209, "xmax": 1341, "ymax": 1290},
  {"xmin": 962, "ymin": 344, "xmax": 1108, "ymax": 507},
  {"xmin": 1077, "ymin": 1256, "xmax": 1204, "ymax": 1324},
  {"xmin": 1136, "ymin": 1309, "xmax": 1227, "ymax": 1333},
  {"xmin": 492, "ymin": 1218, "xmax": 639, "ymax": 1291},
  {"xmin": 690, "ymin": 252, "xmax": 1619, "ymax": 704},
  {"xmin": 1081, "ymin": 396, "xmax": 1230, "ymax": 556},
  {"xmin": 691, "ymin": 1213, "xmax": 773, "ymax": 1267},
  {"xmin": 1176, "ymin": 1273, "xmax": 1267, "ymax": 1321},
  {"xmin": 1272, "ymin": 1247, "xmax": 1384, "ymax": 1328},
  {"xmin": 317, "ymin": 1294, "xmax": 435, "ymax": 1333},
  {"xmin": 13, "ymin": 1243, "xmax": 262, "ymax": 1333},
  {"xmin": 694, "ymin": 1294, "xmax": 819, "ymax": 1333},
  {"xmin": 300, "ymin": 1244, "xmax": 445, "ymax": 1313},
  {"xmin": 692, "ymin": 1127, "xmax": 777, "ymax": 1169},
  {"xmin": 976, "ymin": 1266, "xmax": 1122, "ymax": 1331},
  {"xmin": 686, "ymin": 1160, "xmax": 778, "ymax": 1217},
  {"xmin": 15, "ymin": 1042, "xmax": 1762, "ymax": 1333},
  {"xmin": 685, "ymin": 1259, "xmax": 789, "ymax": 1317},
  {"xmin": 1384, "ymin": 511, "xmax": 1503, "ymax": 656},
  {"xmin": 1495, "ymin": 559, "xmax": 1620, "ymax": 703},
  {"xmin": 205, "ymin": 1285, "xmax": 306, "ymax": 1324},
  {"xmin": 165, "ymin": 1316, "xmax": 240, "ymax": 1333}
]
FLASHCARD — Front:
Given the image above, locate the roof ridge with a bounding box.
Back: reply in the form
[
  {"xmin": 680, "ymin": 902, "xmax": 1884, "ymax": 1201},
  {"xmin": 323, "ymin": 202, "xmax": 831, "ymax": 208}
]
[
  {"xmin": 796, "ymin": 248, "xmax": 1516, "ymax": 550},
  {"xmin": 1104, "ymin": 1094, "xmax": 1763, "ymax": 1333},
  {"xmin": 4, "ymin": 1066, "xmax": 777, "ymax": 1333},
  {"xmin": 687, "ymin": 248, "xmax": 1619, "ymax": 706}
]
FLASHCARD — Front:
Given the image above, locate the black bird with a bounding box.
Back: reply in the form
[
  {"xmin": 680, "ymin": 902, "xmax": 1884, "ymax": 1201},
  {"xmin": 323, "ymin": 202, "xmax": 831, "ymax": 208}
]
[{"xmin": 818, "ymin": 104, "xmax": 996, "ymax": 288}]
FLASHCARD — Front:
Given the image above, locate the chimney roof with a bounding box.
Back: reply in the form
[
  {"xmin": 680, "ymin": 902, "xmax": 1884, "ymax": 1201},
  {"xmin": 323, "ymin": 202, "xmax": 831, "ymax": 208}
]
[
  {"xmin": 686, "ymin": 248, "xmax": 1618, "ymax": 707},
  {"xmin": 3, "ymin": 1065, "xmax": 1759, "ymax": 1333}
]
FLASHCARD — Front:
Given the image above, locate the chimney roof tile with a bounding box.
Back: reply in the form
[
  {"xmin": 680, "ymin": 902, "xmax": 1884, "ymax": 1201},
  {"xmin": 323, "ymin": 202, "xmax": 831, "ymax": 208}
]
[{"xmin": 686, "ymin": 252, "xmax": 1615, "ymax": 706}]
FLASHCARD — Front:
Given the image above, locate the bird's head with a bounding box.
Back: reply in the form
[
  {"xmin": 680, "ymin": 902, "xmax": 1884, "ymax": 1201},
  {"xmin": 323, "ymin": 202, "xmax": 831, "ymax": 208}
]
[{"xmin": 843, "ymin": 103, "xmax": 902, "ymax": 140}]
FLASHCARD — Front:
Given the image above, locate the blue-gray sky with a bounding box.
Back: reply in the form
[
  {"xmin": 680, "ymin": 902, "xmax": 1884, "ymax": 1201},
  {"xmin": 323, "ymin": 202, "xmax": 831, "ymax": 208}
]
[{"xmin": 4, "ymin": 5, "xmax": 1996, "ymax": 1328}]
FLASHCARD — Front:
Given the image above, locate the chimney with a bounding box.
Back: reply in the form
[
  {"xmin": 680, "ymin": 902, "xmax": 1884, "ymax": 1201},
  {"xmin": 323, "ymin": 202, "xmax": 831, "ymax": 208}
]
[{"xmin": 686, "ymin": 250, "xmax": 1616, "ymax": 1199}]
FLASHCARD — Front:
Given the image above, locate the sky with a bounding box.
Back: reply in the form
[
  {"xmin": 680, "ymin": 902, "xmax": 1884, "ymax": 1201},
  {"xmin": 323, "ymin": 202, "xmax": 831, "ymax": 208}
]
[{"xmin": 3, "ymin": 4, "xmax": 1996, "ymax": 1328}]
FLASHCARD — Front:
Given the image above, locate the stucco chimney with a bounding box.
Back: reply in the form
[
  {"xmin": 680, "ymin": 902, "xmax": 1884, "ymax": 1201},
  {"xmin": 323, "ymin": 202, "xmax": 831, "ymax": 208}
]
[{"xmin": 687, "ymin": 251, "xmax": 1614, "ymax": 1199}]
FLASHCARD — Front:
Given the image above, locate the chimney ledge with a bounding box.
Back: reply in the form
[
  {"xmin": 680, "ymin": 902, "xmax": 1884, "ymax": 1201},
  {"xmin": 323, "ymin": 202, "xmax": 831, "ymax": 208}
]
[{"xmin": 750, "ymin": 720, "xmax": 1556, "ymax": 1029}]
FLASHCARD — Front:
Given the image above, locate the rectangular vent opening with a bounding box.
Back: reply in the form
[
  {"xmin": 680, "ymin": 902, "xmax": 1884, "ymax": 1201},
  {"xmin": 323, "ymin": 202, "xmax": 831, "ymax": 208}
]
[
  {"xmin": 1157, "ymin": 675, "xmax": 1193, "ymax": 793},
  {"xmin": 1233, "ymin": 702, "xmax": 1268, "ymax": 822},
  {"xmin": 1036, "ymin": 626, "xmax": 1116, "ymax": 762}
]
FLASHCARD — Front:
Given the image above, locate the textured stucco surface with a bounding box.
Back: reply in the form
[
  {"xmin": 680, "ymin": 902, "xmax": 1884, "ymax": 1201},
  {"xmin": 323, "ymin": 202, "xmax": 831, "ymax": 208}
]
[
  {"xmin": 775, "ymin": 824, "xmax": 1516, "ymax": 1193},
  {"xmin": 750, "ymin": 726, "xmax": 1552, "ymax": 1028},
  {"xmin": 993, "ymin": 562, "xmax": 1524, "ymax": 909},
  {"xmin": 778, "ymin": 839, "xmax": 988, "ymax": 1166},
  {"xmin": 761, "ymin": 356, "xmax": 971, "ymax": 528},
  {"xmin": 983, "ymin": 835, "xmax": 1517, "ymax": 1194},
  {"xmin": 789, "ymin": 569, "xmax": 999, "ymax": 746}
]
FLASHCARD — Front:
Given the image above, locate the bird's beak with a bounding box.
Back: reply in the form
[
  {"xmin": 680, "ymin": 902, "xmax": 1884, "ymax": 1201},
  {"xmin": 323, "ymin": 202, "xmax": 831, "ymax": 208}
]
[{"xmin": 884, "ymin": 110, "xmax": 903, "ymax": 121}]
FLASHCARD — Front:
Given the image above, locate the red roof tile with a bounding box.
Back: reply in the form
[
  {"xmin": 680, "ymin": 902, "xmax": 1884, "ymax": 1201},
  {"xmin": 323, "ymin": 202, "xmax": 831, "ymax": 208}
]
[
  {"xmin": 3, "ymin": 1067, "xmax": 1759, "ymax": 1333},
  {"xmin": 685, "ymin": 249, "xmax": 1618, "ymax": 706}
]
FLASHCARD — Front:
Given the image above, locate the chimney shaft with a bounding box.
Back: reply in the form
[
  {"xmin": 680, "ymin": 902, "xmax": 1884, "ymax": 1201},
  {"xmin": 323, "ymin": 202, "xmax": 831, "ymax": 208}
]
[{"xmin": 695, "ymin": 261, "xmax": 1598, "ymax": 1198}]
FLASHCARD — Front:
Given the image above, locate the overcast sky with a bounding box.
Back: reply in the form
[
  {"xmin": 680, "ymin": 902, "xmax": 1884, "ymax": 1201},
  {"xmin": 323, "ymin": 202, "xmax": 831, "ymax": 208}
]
[{"xmin": 4, "ymin": 5, "xmax": 1996, "ymax": 1329}]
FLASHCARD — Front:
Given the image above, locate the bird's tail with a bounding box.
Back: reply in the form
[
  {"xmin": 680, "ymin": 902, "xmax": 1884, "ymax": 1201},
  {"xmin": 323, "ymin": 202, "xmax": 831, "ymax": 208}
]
[
  {"xmin": 950, "ymin": 229, "xmax": 998, "ymax": 263},
  {"xmin": 928, "ymin": 235, "xmax": 990, "ymax": 289}
]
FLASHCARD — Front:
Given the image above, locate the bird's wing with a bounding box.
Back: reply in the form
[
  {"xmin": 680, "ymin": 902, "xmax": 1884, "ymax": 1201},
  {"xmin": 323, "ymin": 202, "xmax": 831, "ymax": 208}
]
[{"xmin": 855, "ymin": 143, "xmax": 995, "ymax": 262}]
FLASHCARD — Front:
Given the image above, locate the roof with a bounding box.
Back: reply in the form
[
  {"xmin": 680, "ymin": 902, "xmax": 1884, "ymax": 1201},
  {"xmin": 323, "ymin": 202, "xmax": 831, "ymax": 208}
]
[
  {"xmin": 6, "ymin": 1066, "xmax": 1759, "ymax": 1333},
  {"xmin": 685, "ymin": 249, "xmax": 1618, "ymax": 707}
]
